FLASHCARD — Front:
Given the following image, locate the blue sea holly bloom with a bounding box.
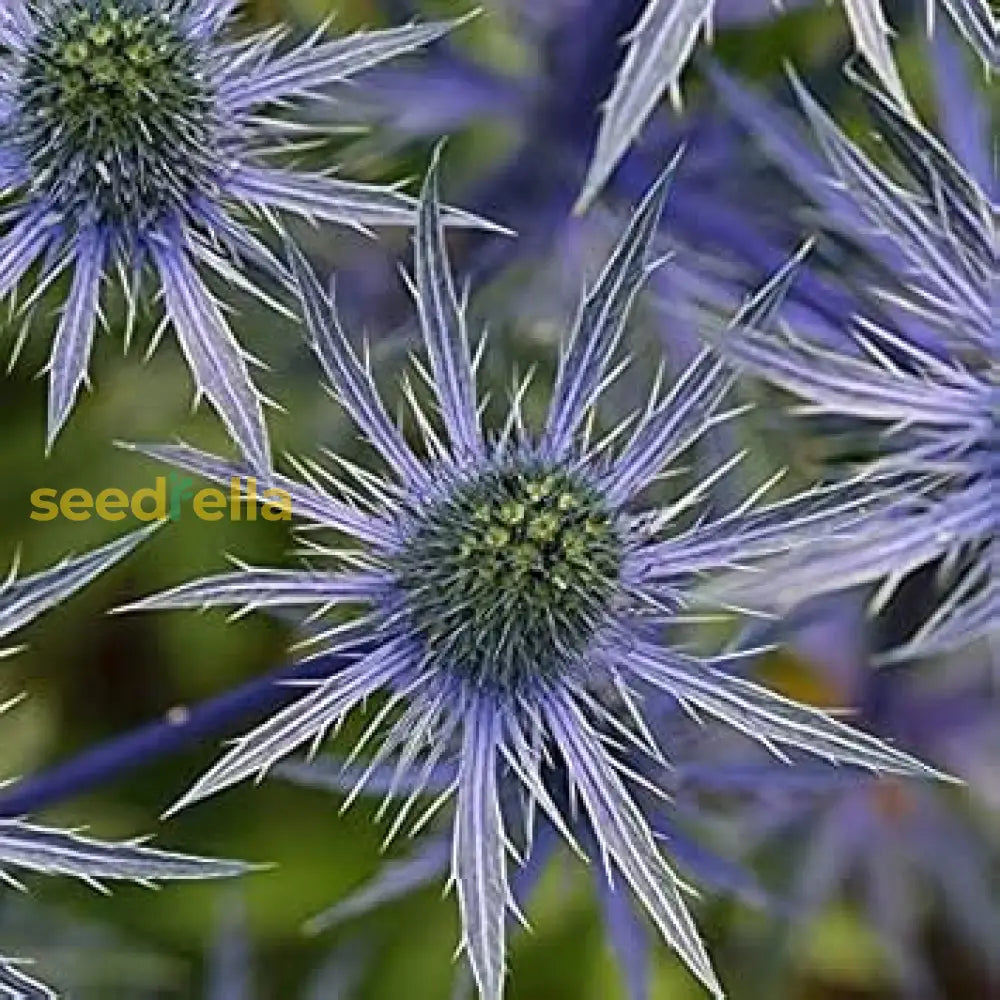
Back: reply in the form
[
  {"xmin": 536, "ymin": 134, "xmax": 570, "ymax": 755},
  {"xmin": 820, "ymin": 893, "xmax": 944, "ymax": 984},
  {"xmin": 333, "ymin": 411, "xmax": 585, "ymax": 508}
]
[
  {"xmin": 0, "ymin": 1, "xmax": 489, "ymax": 472},
  {"xmin": 121, "ymin": 157, "xmax": 950, "ymax": 1000},
  {"xmin": 719, "ymin": 69, "xmax": 998, "ymax": 659}
]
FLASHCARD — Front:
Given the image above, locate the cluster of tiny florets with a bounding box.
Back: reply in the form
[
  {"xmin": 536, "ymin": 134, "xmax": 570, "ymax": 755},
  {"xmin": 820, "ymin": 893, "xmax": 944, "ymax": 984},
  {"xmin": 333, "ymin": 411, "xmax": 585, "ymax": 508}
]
[
  {"xmin": 393, "ymin": 464, "xmax": 623, "ymax": 688},
  {"xmin": 14, "ymin": 0, "xmax": 217, "ymax": 227}
]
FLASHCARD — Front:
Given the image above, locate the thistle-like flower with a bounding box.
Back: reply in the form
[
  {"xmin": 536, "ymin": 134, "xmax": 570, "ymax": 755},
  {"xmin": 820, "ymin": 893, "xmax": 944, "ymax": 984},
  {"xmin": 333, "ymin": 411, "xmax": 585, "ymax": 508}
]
[
  {"xmin": 121, "ymin": 156, "xmax": 948, "ymax": 999},
  {"xmin": 719, "ymin": 64, "xmax": 998, "ymax": 659},
  {"xmin": 0, "ymin": 1, "xmax": 487, "ymax": 471},
  {"xmin": 0, "ymin": 523, "xmax": 251, "ymax": 995}
]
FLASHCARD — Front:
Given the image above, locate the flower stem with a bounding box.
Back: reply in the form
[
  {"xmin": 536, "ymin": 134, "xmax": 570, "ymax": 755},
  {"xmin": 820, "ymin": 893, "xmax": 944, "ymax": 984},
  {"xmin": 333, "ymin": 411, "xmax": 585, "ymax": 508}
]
[{"xmin": 0, "ymin": 649, "xmax": 362, "ymax": 817}]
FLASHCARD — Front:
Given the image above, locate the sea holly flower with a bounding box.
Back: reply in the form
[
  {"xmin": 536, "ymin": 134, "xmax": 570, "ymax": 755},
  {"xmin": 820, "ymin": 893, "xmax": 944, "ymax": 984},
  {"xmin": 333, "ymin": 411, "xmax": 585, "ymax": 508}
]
[
  {"xmin": 120, "ymin": 156, "xmax": 949, "ymax": 1000},
  {"xmin": 574, "ymin": 0, "xmax": 997, "ymax": 211},
  {"xmin": 676, "ymin": 594, "xmax": 1000, "ymax": 995},
  {"xmin": 0, "ymin": 1, "xmax": 492, "ymax": 473},
  {"xmin": 717, "ymin": 66, "xmax": 998, "ymax": 658},
  {"xmin": 0, "ymin": 524, "xmax": 251, "ymax": 994}
]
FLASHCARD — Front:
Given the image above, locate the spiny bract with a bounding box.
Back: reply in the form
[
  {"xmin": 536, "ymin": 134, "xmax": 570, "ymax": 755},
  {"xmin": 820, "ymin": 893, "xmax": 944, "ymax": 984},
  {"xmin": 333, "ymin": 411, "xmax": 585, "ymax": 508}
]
[
  {"xmin": 121, "ymin": 154, "xmax": 949, "ymax": 1000},
  {"xmin": 0, "ymin": 0, "xmax": 489, "ymax": 472},
  {"xmin": 275, "ymin": 702, "xmax": 775, "ymax": 1000},
  {"xmin": 576, "ymin": 0, "xmax": 997, "ymax": 211}
]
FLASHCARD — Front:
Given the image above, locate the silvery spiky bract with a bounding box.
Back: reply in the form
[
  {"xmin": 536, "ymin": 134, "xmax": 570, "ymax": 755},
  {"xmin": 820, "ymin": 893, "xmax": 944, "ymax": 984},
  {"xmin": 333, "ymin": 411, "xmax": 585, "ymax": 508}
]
[
  {"xmin": 0, "ymin": 523, "xmax": 250, "ymax": 994},
  {"xmin": 0, "ymin": 522, "xmax": 158, "ymax": 655},
  {"xmin": 721, "ymin": 68, "xmax": 998, "ymax": 659},
  {"xmin": 576, "ymin": 0, "xmax": 997, "ymax": 211},
  {"xmin": 0, "ymin": 0, "xmax": 489, "ymax": 472},
  {"xmin": 0, "ymin": 802, "xmax": 252, "ymax": 896},
  {"xmin": 276, "ymin": 713, "xmax": 774, "ymax": 1000},
  {"xmin": 0, "ymin": 956, "xmax": 55, "ymax": 999},
  {"xmin": 120, "ymin": 155, "xmax": 949, "ymax": 1000}
]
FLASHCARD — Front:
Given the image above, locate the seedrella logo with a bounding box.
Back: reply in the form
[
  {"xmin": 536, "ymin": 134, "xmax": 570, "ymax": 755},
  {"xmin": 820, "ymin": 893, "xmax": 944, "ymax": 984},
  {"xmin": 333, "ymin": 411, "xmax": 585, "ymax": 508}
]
[{"xmin": 30, "ymin": 474, "xmax": 293, "ymax": 522}]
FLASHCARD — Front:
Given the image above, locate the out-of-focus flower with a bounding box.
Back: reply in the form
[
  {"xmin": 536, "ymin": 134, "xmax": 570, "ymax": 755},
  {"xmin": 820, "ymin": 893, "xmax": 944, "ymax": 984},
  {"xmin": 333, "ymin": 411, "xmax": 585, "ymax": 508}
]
[
  {"xmin": 678, "ymin": 592, "xmax": 1000, "ymax": 996},
  {"xmin": 352, "ymin": 0, "xmax": 861, "ymax": 357},
  {"xmin": 120, "ymin": 155, "xmax": 947, "ymax": 999},
  {"xmin": 0, "ymin": 1, "xmax": 493, "ymax": 470},
  {"xmin": 717, "ymin": 46, "xmax": 998, "ymax": 659},
  {"xmin": 329, "ymin": 0, "xmax": 861, "ymax": 406}
]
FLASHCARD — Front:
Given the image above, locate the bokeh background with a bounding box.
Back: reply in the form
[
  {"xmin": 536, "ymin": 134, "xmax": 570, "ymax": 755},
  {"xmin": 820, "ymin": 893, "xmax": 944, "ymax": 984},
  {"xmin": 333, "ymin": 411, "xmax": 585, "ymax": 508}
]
[{"xmin": 1, "ymin": 1, "xmax": 997, "ymax": 997}]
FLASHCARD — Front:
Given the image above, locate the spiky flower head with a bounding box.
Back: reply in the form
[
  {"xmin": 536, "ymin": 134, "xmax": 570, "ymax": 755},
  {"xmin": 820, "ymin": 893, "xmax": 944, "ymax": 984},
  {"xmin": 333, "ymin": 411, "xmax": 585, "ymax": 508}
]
[
  {"xmin": 721, "ymin": 59, "xmax": 998, "ymax": 659},
  {"xmin": 393, "ymin": 463, "xmax": 624, "ymax": 689},
  {"xmin": 121, "ymin": 155, "xmax": 948, "ymax": 1000},
  {"xmin": 15, "ymin": 0, "xmax": 215, "ymax": 228},
  {"xmin": 0, "ymin": 1, "xmax": 491, "ymax": 471}
]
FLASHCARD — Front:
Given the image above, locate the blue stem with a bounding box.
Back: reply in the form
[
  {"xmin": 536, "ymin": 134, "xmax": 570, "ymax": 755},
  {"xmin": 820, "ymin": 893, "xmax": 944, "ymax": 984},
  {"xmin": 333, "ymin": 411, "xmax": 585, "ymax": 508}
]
[{"xmin": 0, "ymin": 650, "xmax": 360, "ymax": 817}]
